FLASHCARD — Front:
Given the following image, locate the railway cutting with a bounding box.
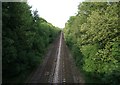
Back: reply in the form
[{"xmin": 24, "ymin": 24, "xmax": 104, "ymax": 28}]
[{"xmin": 25, "ymin": 32, "xmax": 84, "ymax": 84}]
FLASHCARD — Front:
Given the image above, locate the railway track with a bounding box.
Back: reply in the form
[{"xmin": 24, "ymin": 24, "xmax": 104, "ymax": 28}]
[{"xmin": 25, "ymin": 32, "xmax": 84, "ymax": 84}]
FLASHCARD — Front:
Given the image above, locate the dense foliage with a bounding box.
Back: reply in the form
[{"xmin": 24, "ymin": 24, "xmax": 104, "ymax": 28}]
[
  {"xmin": 2, "ymin": 2, "xmax": 60, "ymax": 83},
  {"xmin": 64, "ymin": 2, "xmax": 120, "ymax": 84}
]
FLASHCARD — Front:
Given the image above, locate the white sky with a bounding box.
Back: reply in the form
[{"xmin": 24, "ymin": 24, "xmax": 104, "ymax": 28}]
[{"xmin": 27, "ymin": 0, "xmax": 84, "ymax": 28}]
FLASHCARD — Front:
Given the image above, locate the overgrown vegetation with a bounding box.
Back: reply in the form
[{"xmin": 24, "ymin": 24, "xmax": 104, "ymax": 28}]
[
  {"xmin": 64, "ymin": 2, "xmax": 120, "ymax": 84},
  {"xmin": 2, "ymin": 2, "xmax": 60, "ymax": 83}
]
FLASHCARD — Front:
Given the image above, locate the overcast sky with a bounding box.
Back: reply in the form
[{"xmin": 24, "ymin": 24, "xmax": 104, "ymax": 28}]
[{"xmin": 27, "ymin": 0, "xmax": 85, "ymax": 28}]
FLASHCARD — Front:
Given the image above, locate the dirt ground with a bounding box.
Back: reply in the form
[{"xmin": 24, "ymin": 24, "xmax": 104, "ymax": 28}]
[{"xmin": 25, "ymin": 32, "xmax": 85, "ymax": 84}]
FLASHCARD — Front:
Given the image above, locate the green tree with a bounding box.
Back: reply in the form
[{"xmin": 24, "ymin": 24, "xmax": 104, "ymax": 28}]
[
  {"xmin": 2, "ymin": 2, "xmax": 60, "ymax": 83},
  {"xmin": 64, "ymin": 2, "xmax": 120, "ymax": 84}
]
